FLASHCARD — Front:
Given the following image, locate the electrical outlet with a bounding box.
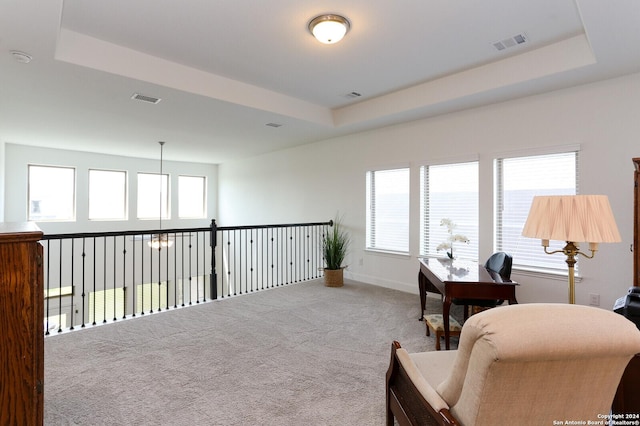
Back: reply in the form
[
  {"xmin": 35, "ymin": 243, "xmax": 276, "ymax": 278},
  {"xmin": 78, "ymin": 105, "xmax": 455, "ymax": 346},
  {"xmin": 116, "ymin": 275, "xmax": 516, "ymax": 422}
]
[{"xmin": 589, "ymin": 293, "xmax": 600, "ymax": 306}]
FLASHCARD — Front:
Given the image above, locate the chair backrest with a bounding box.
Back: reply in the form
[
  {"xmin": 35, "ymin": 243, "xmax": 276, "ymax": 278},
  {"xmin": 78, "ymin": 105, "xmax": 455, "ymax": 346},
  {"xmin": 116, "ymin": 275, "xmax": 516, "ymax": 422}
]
[
  {"xmin": 484, "ymin": 251, "xmax": 512, "ymax": 280},
  {"xmin": 436, "ymin": 303, "xmax": 640, "ymax": 425}
]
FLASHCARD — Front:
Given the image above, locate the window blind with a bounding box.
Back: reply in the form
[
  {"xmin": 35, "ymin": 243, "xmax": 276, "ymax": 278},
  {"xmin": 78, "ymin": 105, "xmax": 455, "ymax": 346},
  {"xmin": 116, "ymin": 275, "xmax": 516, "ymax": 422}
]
[
  {"xmin": 495, "ymin": 150, "xmax": 578, "ymax": 272},
  {"xmin": 366, "ymin": 168, "xmax": 410, "ymax": 253},
  {"xmin": 420, "ymin": 161, "xmax": 479, "ymax": 260}
]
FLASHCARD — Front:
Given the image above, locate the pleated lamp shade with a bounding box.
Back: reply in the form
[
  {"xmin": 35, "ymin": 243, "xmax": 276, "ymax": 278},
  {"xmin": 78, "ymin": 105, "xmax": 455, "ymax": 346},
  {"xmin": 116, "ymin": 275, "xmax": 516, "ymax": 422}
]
[{"xmin": 522, "ymin": 195, "xmax": 621, "ymax": 244}]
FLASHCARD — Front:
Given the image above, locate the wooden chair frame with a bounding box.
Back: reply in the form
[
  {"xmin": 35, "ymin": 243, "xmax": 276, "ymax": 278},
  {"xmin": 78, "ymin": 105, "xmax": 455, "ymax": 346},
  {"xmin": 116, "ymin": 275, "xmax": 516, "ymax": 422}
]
[{"xmin": 385, "ymin": 341, "xmax": 460, "ymax": 426}]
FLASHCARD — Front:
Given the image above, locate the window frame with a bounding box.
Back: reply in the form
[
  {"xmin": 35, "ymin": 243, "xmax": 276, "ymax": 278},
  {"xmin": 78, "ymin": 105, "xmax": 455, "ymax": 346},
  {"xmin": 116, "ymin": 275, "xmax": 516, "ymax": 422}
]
[
  {"xmin": 178, "ymin": 175, "xmax": 207, "ymax": 219},
  {"xmin": 27, "ymin": 164, "xmax": 76, "ymax": 222},
  {"xmin": 88, "ymin": 168, "xmax": 128, "ymax": 221},
  {"xmin": 420, "ymin": 159, "xmax": 479, "ymax": 261},
  {"xmin": 494, "ymin": 146, "xmax": 579, "ymax": 275},
  {"xmin": 137, "ymin": 172, "xmax": 170, "ymax": 220},
  {"xmin": 365, "ymin": 166, "xmax": 411, "ymax": 255}
]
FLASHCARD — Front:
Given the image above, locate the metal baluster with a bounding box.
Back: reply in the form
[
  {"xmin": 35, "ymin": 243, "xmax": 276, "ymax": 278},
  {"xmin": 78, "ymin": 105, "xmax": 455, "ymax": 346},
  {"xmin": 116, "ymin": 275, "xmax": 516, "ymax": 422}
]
[
  {"xmin": 132, "ymin": 235, "xmax": 137, "ymax": 318},
  {"xmin": 103, "ymin": 237, "xmax": 107, "ymax": 323},
  {"xmin": 195, "ymin": 231, "xmax": 200, "ymax": 303},
  {"xmin": 188, "ymin": 232, "xmax": 193, "ymax": 305},
  {"xmin": 113, "ymin": 236, "xmax": 117, "ymax": 321},
  {"xmin": 122, "ymin": 235, "xmax": 127, "ymax": 320},
  {"xmin": 69, "ymin": 238, "xmax": 75, "ymax": 330},
  {"xmin": 81, "ymin": 238, "xmax": 86, "ymax": 328}
]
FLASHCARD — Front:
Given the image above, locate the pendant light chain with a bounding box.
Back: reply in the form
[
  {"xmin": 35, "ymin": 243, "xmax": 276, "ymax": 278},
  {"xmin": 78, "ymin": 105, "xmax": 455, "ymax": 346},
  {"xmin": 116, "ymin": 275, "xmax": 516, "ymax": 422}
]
[{"xmin": 159, "ymin": 141, "xmax": 165, "ymax": 232}]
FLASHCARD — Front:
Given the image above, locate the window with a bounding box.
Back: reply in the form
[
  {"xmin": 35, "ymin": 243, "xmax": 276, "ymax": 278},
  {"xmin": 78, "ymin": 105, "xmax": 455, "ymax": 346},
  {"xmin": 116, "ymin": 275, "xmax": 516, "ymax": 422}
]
[
  {"xmin": 89, "ymin": 169, "xmax": 127, "ymax": 220},
  {"xmin": 420, "ymin": 161, "xmax": 478, "ymax": 260},
  {"xmin": 366, "ymin": 168, "xmax": 410, "ymax": 253},
  {"xmin": 28, "ymin": 165, "xmax": 75, "ymax": 221},
  {"xmin": 178, "ymin": 175, "xmax": 206, "ymax": 218},
  {"xmin": 495, "ymin": 150, "xmax": 578, "ymax": 272},
  {"xmin": 137, "ymin": 172, "xmax": 169, "ymax": 220}
]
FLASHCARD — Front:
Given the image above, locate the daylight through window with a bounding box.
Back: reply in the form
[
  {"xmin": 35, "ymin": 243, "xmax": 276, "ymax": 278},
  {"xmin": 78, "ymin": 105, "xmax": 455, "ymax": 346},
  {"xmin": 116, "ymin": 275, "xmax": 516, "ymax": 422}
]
[
  {"xmin": 89, "ymin": 169, "xmax": 127, "ymax": 220},
  {"xmin": 178, "ymin": 175, "xmax": 206, "ymax": 218},
  {"xmin": 28, "ymin": 165, "xmax": 75, "ymax": 221},
  {"xmin": 420, "ymin": 161, "xmax": 478, "ymax": 260},
  {"xmin": 366, "ymin": 168, "xmax": 410, "ymax": 253},
  {"xmin": 137, "ymin": 172, "xmax": 169, "ymax": 220},
  {"xmin": 495, "ymin": 150, "xmax": 578, "ymax": 272}
]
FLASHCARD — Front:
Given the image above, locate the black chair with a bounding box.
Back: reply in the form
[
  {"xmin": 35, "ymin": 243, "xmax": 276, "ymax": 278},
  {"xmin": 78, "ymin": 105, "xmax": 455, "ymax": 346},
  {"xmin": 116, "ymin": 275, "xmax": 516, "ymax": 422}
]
[{"xmin": 454, "ymin": 252, "xmax": 512, "ymax": 320}]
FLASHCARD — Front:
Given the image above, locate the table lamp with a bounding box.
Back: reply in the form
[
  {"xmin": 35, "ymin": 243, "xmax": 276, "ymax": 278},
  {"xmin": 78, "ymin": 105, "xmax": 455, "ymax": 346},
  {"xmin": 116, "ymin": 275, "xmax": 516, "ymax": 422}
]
[{"xmin": 522, "ymin": 195, "xmax": 621, "ymax": 304}]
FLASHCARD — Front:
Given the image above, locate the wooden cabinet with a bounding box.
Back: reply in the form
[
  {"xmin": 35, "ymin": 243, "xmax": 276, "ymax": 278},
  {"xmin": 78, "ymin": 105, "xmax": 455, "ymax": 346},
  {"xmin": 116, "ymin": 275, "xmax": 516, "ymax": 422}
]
[
  {"xmin": 614, "ymin": 159, "xmax": 640, "ymax": 413},
  {"xmin": 0, "ymin": 222, "xmax": 44, "ymax": 425}
]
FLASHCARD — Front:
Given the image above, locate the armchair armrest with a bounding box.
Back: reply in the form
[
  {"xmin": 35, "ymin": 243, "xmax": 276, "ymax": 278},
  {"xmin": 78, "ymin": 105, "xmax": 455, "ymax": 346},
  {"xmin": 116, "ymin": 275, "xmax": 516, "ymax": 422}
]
[
  {"xmin": 395, "ymin": 347, "xmax": 449, "ymax": 412},
  {"xmin": 386, "ymin": 341, "xmax": 460, "ymax": 426}
]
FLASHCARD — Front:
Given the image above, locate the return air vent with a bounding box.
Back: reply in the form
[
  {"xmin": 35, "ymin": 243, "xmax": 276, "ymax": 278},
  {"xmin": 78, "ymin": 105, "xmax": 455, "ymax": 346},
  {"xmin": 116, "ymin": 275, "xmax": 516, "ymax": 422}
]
[
  {"xmin": 131, "ymin": 93, "xmax": 162, "ymax": 104},
  {"xmin": 492, "ymin": 33, "xmax": 528, "ymax": 51},
  {"xmin": 265, "ymin": 122, "xmax": 283, "ymax": 128},
  {"xmin": 343, "ymin": 91, "xmax": 362, "ymax": 99}
]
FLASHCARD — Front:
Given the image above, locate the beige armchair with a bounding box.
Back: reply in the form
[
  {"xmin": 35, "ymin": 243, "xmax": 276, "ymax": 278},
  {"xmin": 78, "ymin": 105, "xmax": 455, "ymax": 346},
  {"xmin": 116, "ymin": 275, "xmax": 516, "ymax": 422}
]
[{"xmin": 386, "ymin": 303, "xmax": 640, "ymax": 425}]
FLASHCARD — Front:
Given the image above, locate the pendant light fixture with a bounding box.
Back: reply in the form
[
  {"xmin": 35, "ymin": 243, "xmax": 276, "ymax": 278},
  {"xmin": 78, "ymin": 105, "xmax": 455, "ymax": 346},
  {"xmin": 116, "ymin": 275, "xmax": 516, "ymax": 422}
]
[
  {"xmin": 308, "ymin": 14, "xmax": 350, "ymax": 44},
  {"xmin": 149, "ymin": 141, "xmax": 173, "ymax": 249}
]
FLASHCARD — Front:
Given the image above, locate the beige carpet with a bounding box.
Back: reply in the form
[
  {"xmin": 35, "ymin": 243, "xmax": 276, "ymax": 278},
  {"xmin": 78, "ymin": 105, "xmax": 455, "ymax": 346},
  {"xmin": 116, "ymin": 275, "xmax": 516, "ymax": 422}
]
[{"xmin": 44, "ymin": 279, "xmax": 460, "ymax": 425}]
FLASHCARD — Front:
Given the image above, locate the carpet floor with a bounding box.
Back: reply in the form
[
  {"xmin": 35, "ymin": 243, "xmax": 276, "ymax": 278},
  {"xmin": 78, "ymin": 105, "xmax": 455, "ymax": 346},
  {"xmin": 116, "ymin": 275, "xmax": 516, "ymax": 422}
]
[{"xmin": 44, "ymin": 279, "xmax": 460, "ymax": 426}]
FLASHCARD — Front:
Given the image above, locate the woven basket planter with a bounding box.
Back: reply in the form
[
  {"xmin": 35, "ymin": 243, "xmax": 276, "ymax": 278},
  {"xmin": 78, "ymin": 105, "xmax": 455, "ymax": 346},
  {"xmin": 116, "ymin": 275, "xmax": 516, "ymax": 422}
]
[{"xmin": 323, "ymin": 268, "xmax": 344, "ymax": 287}]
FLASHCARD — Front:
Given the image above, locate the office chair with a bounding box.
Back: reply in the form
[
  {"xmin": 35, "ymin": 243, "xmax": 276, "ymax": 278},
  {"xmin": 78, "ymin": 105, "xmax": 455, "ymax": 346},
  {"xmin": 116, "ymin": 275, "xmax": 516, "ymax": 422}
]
[{"xmin": 454, "ymin": 251, "xmax": 512, "ymax": 320}]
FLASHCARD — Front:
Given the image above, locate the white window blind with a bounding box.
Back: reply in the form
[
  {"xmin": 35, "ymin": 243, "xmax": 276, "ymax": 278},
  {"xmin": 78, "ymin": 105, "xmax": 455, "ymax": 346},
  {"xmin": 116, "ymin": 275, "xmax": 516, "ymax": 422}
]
[
  {"xmin": 366, "ymin": 168, "xmax": 410, "ymax": 253},
  {"xmin": 495, "ymin": 150, "xmax": 578, "ymax": 272},
  {"xmin": 420, "ymin": 161, "xmax": 478, "ymax": 260}
]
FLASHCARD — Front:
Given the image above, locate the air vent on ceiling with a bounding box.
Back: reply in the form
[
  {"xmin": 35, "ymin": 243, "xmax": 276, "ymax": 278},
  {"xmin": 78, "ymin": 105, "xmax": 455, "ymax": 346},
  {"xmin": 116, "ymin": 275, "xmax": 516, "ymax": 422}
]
[
  {"xmin": 10, "ymin": 50, "xmax": 32, "ymax": 63},
  {"xmin": 343, "ymin": 91, "xmax": 362, "ymax": 99},
  {"xmin": 265, "ymin": 122, "xmax": 283, "ymax": 128},
  {"xmin": 492, "ymin": 33, "xmax": 528, "ymax": 51},
  {"xmin": 131, "ymin": 93, "xmax": 162, "ymax": 104}
]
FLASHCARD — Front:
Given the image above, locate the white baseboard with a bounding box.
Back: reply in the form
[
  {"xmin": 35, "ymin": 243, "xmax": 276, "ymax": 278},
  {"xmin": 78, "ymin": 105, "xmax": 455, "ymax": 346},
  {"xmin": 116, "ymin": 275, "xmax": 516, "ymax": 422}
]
[
  {"xmin": 345, "ymin": 271, "xmax": 417, "ymax": 294},
  {"xmin": 344, "ymin": 271, "xmax": 444, "ymax": 301}
]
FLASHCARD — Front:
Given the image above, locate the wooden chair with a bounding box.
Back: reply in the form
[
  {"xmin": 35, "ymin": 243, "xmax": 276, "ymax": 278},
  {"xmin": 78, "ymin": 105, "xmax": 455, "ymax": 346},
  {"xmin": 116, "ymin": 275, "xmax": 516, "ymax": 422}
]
[{"xmin": 386, "ymin": 303, "xmax": 640, "ymax": 425}]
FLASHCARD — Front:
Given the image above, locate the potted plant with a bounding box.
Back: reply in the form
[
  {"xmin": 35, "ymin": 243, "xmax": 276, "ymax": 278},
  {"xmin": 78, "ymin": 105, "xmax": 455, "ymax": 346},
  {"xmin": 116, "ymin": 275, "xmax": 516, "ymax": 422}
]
[
  {"xmin": 436, "ymin": 218, "xmax": 469, "ymax": 260},
  {"xmin": 322, "ymin": 216, "xmax": 350, "ymax": 287}
]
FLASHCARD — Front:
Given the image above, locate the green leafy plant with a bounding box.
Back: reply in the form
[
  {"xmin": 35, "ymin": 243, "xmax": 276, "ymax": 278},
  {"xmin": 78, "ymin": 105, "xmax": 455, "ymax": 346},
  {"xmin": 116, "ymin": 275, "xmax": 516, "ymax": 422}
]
[{"xmin": 323, "ymin": 216, "xmax": 350, "ymax": 270}]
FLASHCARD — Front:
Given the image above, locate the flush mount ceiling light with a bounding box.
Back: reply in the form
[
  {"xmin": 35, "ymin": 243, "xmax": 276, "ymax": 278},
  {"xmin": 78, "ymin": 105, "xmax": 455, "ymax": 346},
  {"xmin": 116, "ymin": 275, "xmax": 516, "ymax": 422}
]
[{"xmin": 308, "ymin": 14, "xmax": 350, "ymax": 44}]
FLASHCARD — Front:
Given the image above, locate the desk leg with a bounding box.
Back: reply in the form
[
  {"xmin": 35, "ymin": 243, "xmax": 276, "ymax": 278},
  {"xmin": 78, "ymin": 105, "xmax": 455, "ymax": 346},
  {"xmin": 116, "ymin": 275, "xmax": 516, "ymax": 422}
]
[
  {"xmin": 418, "ymin": 271, "xmax": 426, "ymax": 320},
  {"xmin": 443, "ymin": 297, "xmax": 452, "ymax": 350}
]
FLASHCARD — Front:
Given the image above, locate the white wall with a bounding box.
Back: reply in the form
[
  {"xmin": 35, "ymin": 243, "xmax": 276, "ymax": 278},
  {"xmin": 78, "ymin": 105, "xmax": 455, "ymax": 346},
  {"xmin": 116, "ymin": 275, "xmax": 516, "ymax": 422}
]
[
  {"xmin": 0, "ymin": 142, "xmax": 5, "ymax": 221},
  {"xmin": 218, "ymin": 72, "xmax": 640, "ymax": 308},
  {"xmin": 4, "ymin": 144, "xmax": 218, "ymax": 234}
]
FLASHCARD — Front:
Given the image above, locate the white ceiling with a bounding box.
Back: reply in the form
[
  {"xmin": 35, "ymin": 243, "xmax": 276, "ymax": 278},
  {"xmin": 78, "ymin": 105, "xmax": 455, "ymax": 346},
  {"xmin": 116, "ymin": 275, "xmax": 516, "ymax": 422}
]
[{"xmin": 1, "ymin": 0, "xmax": 639, "ymax": 163}]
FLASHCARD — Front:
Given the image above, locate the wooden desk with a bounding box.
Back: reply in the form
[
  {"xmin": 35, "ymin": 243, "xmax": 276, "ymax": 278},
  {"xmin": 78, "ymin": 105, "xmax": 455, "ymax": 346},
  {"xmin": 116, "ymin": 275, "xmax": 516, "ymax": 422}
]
[{"xmin": 419, "ymin": 257, "xmax": 518, "ymax": 350}]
